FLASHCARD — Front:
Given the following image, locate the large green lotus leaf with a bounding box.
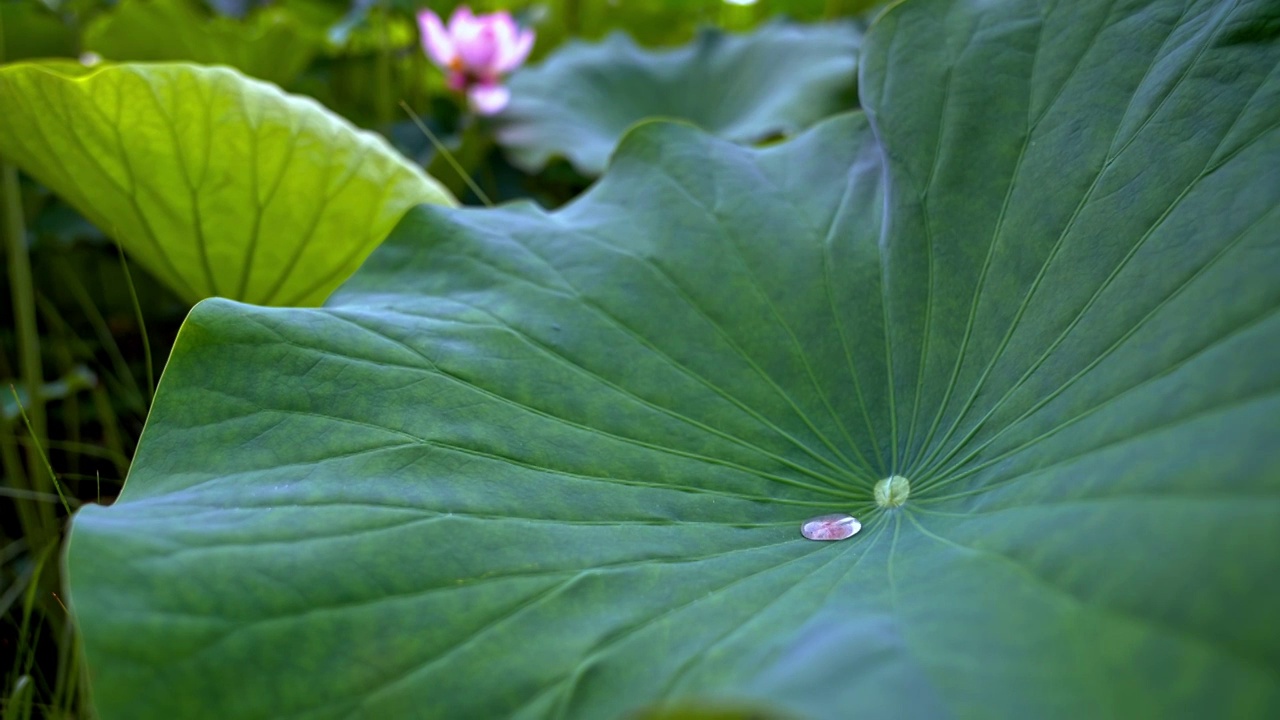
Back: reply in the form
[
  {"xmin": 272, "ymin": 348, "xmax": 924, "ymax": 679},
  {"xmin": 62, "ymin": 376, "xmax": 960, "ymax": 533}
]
[
  {"xmin": 496, "ymin": 20, "xmax": 860, "ymax": 175},
  {"xmin": 0, "ymin": 62, "xmax": 454, "ymax": 306},
  {"xmin": 67, "ymin": 0, "xmax": 1280, "ymax": 717},
  {"xmin": 82, "ymin": 0, "xmax": 320, "ymax": 87}
]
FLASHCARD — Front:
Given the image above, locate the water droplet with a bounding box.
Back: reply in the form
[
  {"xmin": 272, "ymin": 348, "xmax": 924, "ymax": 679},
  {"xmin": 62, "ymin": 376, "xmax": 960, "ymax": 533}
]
[{"xmin": 800, "ymin": 513, "xmax": 861, "ymax": 541}]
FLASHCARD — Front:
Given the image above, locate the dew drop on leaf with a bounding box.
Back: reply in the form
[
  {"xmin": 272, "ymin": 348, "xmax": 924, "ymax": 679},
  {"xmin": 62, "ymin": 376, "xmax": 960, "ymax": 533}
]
[{"xmin": 800, "ymin": 513, "xmax": 861, "ymax": 541}]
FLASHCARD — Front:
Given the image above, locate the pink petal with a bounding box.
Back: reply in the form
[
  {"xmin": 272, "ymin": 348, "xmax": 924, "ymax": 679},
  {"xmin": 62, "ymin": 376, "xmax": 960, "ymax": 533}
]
[
  {"xmin": 417, "ymin": 10, "xmax": 456, "ymax": 67},
  {"xmin": 448, "ymin": 6, "xmax": 477, "ymax": 37},
  {"xmin": 495, "ymin": 27, "xmax": 535, "ymax": 74},
  {"xmin": 468, "ymin": 83, "xmax": 510, "ymax": 115},
  {"xmin": 489, "ymin": 12, "xmax": 518, "ymax": 42},
  {"xmin": 454, "ymin": 20, "xmax": 501, "ymax": 75}
]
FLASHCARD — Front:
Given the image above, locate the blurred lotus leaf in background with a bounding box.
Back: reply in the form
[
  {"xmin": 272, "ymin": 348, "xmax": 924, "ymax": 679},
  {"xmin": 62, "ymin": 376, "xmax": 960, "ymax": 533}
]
[{"xmin": 496, "ymin": 20, "xmax": 861, "ymax": 175}]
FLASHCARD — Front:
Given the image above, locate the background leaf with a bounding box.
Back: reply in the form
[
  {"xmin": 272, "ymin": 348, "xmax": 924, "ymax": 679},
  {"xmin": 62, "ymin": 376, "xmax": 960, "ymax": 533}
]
[
  {"xmin": 0, "ymin": 62, "xmax": 455, "ymax": 306},
  {"xmin": 0, "ymin": 0, "xmax": 77, "ymax": 62},
  {"xmin": 66, "ymin": 0, "xmax": 1280, "ymax": 717},
  {"xmin": 82, "ymin": 0, "xmax": 322, "ymax": 87},
  {"xmin": 496, "ymin": 20, "xmax": 861, "ymax": 175}
]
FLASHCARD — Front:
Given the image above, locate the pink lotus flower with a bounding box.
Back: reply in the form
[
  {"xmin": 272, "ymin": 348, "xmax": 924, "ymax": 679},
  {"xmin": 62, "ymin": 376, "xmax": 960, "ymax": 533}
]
[{"xmin": 418, "ymin": 7, "xmax": 535, "ymax": 116}]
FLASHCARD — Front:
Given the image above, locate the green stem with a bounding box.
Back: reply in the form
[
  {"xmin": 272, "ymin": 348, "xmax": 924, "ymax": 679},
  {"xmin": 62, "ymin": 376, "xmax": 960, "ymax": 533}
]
[
  {"xmin": 562, "ymin": 0, "xmax": 581, "ymax": 35},
  {"xmin": 3, "ymin": 162, "xmax": 53, "ymax": 536},
  {"xmin": 9, "ymin": 386, "xmax": 71, "ymax": 517},
  {"xmin": 91, "ymin": 384, "xmax": 130, "ymax": 480},
  {"xmin": 116, "ymin": 243, "xmax": 154, "ymax": 401},
  {"xmin": 408, "ymin": 102, "xmax": 493, "ymax": 207},
  {"xmin": 375, "ymin": 0, "xmax": 393, "ymax": 128},
  {"xmin": 0, "ymin": 418, "xmax": 24, "ymax": 499}
]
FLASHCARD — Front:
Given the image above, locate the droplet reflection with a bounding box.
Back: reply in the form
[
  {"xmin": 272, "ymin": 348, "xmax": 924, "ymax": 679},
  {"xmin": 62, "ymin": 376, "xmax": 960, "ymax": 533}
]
[{"xmin": 800, "ymin": 513, "xmax": 861, "ymax": 541}]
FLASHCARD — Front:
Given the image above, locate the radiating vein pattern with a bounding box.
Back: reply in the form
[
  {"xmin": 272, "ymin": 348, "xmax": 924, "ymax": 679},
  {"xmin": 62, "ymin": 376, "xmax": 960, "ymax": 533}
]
[
  {"xmin": 0, "ymin": 63, "xmax": 452, "ymax": 306},
  {"xmin": 866, "ymin": 0, "xmax": 1280, "ymax": 492}
]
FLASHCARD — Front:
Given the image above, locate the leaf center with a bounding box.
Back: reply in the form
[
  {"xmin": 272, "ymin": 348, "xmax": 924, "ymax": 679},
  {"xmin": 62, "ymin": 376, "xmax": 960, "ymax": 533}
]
[{"xmin": 874, "ymin": 475, "xmax": 911, "ymax": 509}]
